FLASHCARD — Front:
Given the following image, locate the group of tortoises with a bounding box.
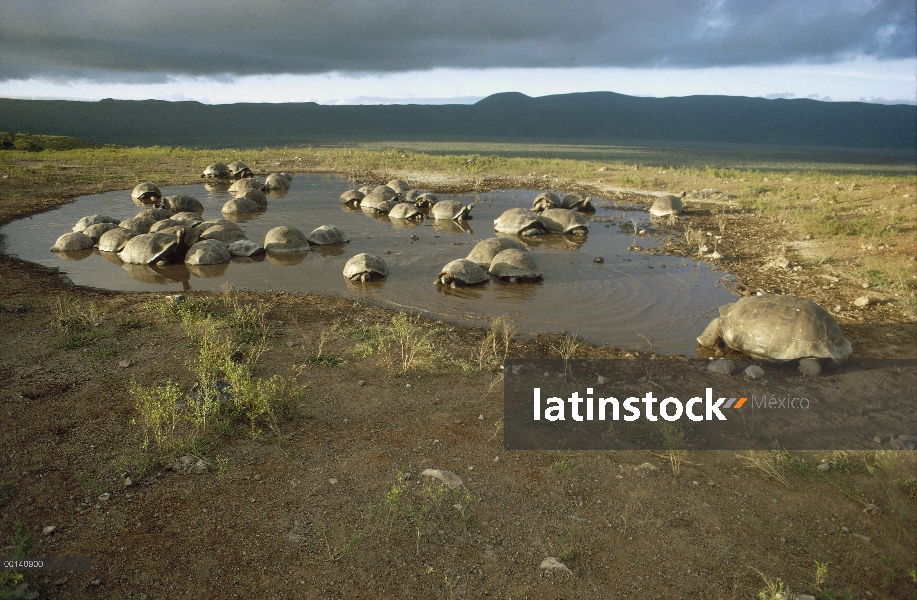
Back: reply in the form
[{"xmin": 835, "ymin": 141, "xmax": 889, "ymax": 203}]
[
  {"xmin": 436, "ymin": 237, "xmax": 543, "ymax": 287},
  {"xmin": 340, "ymin": 179, "xmax": 473, "ymax": 222}
]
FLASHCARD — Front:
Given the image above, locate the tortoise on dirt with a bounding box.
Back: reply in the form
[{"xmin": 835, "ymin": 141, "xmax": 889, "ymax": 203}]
[
  {"xmin": 431, "ymin": 200, "xmax": 473, "ymax": 221},
  {"xmin": 98, "ymin": 228, "xmax": 138, "ymax": 253},
  {"xmin": 264, "ymin": 173, "xmax": 290, "ymax": 191},
  {"xmin": 118, "ymin": 232, "xmax": 182, "ymax": 265},
  {"xmin": 466, "ymin": 237, "xmax": 527, "ymax": 267},
  {"xmin": 696, "ymin": 295, "xmax": 852, "ymax": 367},
  {"xmin": 264, "ymin": 226, "xmax": 310, "ymax": 253},
  {"xmin": 343, "ymin": 253, "xmax": 388, "ymax": 282},
  {"xmin": 307, "ymin": 225, "xmax": 349, "ymax": 246},
  {"xmin": 494, "ymin": 208, "xmax": 546, "ymax": 236},
  {"xmin": 389, "ymin": 203, "xmax": 424, "ymax": 220},
  {"xmin": 229, "ymin": 178, "xmax": 264, "ymax": 194},
  {"xmin": 51, "ymin": 232, "xmax": 94, "ymax": 252},
  {"xmin": 227, "ymin": 161, "xmax": 253, "ymax": 179},
  {"xmin": 340, "ymin": 189, "xmax": 365, "ymax": 207},
  {"xmin": 163, "ymin": 195, "xmax": 205, "ymax": 213},
  {"xmin": 184, "ymin": 239, "xmax": 231, "ymax": 266},
  {"xmin": 132, "ymin": 182, "xmax": 162, "ymax": 203},
  {"xmin": 386, "ymin": 179, "xmax": 411, "ymax": 194},
  {"xmin": 538, "ymin": 208, "xmax": 589, "ymax": 235},
  {"xmin": 561, "ymin": 193, "xmax": 594, "ymax": 212},
  {"xmin": 488, "ymin": 249, "xmax": 542, "ymax": 283},
  {"xmin": 201, "ymin": 163, "xmax": 231, "ymax": 179},
  {"xmin": 72, "ymin": 215, "xmax": 120, "ymax": 233},
  {"xmin": 436, "ymin": 259, "xmax": 489, "ymax": 287},
  {"xmin": 649, "ymin": 193, "xmax": 685, "ymax": 217},
  {"xmin": 532, "ymin": 191, "xmax": 561, "ymax": 212},
  {"xmin": 81, "ymin": 222, "xmax": 119, "ymax": 241},
  {"xmin": 221, "ymin": 197, "xmax": 261, "ymax": 214}
]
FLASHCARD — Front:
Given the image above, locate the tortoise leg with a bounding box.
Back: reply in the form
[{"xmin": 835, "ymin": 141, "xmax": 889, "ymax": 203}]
[{"xmin": 696, "ymin": 317, "xmax": 721, "ymax": 347}]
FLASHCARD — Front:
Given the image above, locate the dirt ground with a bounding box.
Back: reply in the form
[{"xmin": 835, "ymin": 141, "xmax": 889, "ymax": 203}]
[{"xmin": 1, "ymin": 158, "xmax": 915, "ymax": 599}]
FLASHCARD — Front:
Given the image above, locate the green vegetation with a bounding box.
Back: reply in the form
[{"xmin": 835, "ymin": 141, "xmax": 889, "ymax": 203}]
[{"xmin": 0, "ymin": 131, "xmax": 97, "ymax": 151}]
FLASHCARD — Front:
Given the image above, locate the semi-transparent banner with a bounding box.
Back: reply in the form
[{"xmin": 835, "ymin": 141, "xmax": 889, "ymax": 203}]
[{"xmin": 503, "ymin": 359, "xmax": 917, "ymax": 451}]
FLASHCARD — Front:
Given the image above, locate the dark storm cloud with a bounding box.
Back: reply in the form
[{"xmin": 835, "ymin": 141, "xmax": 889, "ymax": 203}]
[{"xmin": 1, "ymin": 0, "xmax": 914, "ymax": 80}]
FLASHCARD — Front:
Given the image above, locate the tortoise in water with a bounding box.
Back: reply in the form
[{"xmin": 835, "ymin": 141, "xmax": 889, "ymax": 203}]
[
  {"xmin": 696, "ymin": 295, "xmax": 852, "ymax": 369},
  {"xmin": 171, "ymin": 212, "xmax": 204, "ymax": 226},
  {"xmin": 236, "ymin": 189, "xmax": 267, "ymax": 208},
  {"xmin": 307, "ymin": 225, "xmax": 349, "ymax": 246},
  {"xmin": 228, "ymin": 239, "xmax": 264, "ymax": 257},
  {"xmin": 389, "ymin": 203, "xmax": 424, "ymax": 220},
  {"xmin": 649, "ymin": 193, "xmax": 685, "ymax": 217},
  {"xmin": 343, "ymin": 253, "xmax": 388, "ymax": 282},
  {"xmin": 264, "ymin": 173, "xmax": 290, "ymax": 191},
  {"xmin": 201, "ymin": 163, "xmax": 231, "ymax": 179},
  {"xmin": 221, "ymin": 197, "xmax": 260, "ymax": 215},
  {"xmin": 358, "ymin": 185, "xmax": 374, "ymax": 196},
  {"xmin": 198, "ymin": 222, "xmax": 247, "ymax": 244},
  {"xmin": 361, "ymin": 187, "xmax": 399, "ymax": 213},
  {"xmin": 339, "ymin": 189, "xmax": 365, "ymax": 207},
  {"xmin": 81, "ymin": 222, "xmax": 119, "ymax": 241},
  {"xmin": 414, "ymin": 192, "xmax": 438, "ymax": 208},
  {"xmin": 149, "ymin": 219, "xmax": 182, "ymax": 233},
  {"xmin": 264, "ymin": 226, "xmax": 310, "ymax": 253},
  {"xmin": 386, "ymin": 179, "xmax": 411, "ymax": 194},
  {"xmin": 494, "ymin": 208, "xmax": 546, "ymax": 237},
  {"xmin": 98, "ymin": 228, "xmax": 138, "ymax": 253},
  {"xmin": 118, "ymin": 232, "xmax": 181, "ymax": 265},
  {"xmin": 185, "ymin": 239, "xmax": 231, "ymax": 266},
  {"xmin": 538, "ymin": 208, "xmax": 589, "ymax": 235},
  {"xmin": 436, "ymin": 259, "xmax": 489, "ymax": 287},
  {"xmin": 72, "ymin": 215, "xmax": 120, "ymax": 233},
  {"xmin": 51, "ymin": 232, "xmax": 94, "ymax": 252},
  {"xmin": 532, "ymin": 191, "xmax": 561, "ymax": 212},
  {"xmin": 132, "ymin": 182, "xmax": 161, "ymax": 203},
  {"xmin": 561, "ymin": 193, "xmax": 594, "ymax": 212},
  {"xmin": 227, "ymin": 161, "xmax": 253, "ymax": 179},
  {"xmin": 120, "ymin": 215, "xmax": 158, "ymax": 234},
  {"xmin": 137, "ymin": 207, "xmax": 175, "ymax": 221},
  {"xmin": 402, "ymin": 189, "xmax": 421, "ymax": 205},
  {"xmin": 488, "ymin": 249, "xmax": 542, "ymax": 283},
  {"xmin": 466, "ymin": 237, "xmax": 527, "ymax": 268},
  {"xmin": 163, "ymin": 195, "xmax": 205, "ymax": 213},
  {"xmin": 229, "ymin": 178, "xmax": 264, "ymax": 194},
  {"xmin": 431, "ymin": 200, "xmax": 473, "ymax": 221}
]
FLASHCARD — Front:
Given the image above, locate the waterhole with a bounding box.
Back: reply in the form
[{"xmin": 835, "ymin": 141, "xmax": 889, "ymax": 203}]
[{"xmin": 0, "ymin": 174, "xmax": 738, "ymax": 355}]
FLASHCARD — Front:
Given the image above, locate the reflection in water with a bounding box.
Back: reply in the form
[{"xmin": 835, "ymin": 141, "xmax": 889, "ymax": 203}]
[
  {"xmin": 311, "ymin": 244, "xmax": 347, "ymax": 258},
  {"xmin": 98, "ymin": 249, "xmax": 123, "ymax": 265},
  {"xmin": 56, "ymin": 248, "xmax": 94, "ymax": 261},
  {"xmin": 203, "ymin": 181, "xmax": 232, "ymax": 193},
  {"xmin": 266, "ymin": 251, "xmax": 308, "ymax": 266},
  {"xmin": 435, "ymin": 281, "xmax": 487, "ymax": 300},
  {"xmin": 345, "ymin": 278, "xmax": 386, "ymax": 292},
  {"xmin": 187, "ymin": 263, "xmax": 229, "ymax": 279},
  {"xmin": 432, "ymin": 220, "xmax": 474, "ymax": 235},
  {"xmin": 362, "ymin": 208, "xmax": 392, "ymax": 224},
  {"xmin": 230, "ymin": 254, "xmax": 266, "ymax": 265},
  {"xmin": 223, "ymin": 209, "xmax": 267, "ymax": 224},
  {"xmin": 521, "ymin": 234, "xmax": 587, "ymax": 251},
  {"xmin": 390, "ymin": 217, "xmax": 424, "ymax": 229},
  {"xmin": 266, "ymin": 189, "xmax": 289, "ymax": 199},
  {"xmin": 122, "ymin": 262, "xmax": 172, "ymax": 284},
  {"xmin": 490, "ymin": 279, "xmax": 542, "ymax": 301}
]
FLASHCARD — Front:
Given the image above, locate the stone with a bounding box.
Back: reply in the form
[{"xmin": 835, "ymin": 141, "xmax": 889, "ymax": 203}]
[
  {"xmin": 817, "ymin": 463, "xmax": 830, "ymax": 472},
  {"xmin": 540, "ymin": 557, "xmax": 573, "ymax": 576},
  {"xmin": 873, "ymin": 436, "xmax": 882, "ymax": 444},
  {"xmin": 707, "ymin": 359, "xmax": 736, "ymax": 375},
  {"xmin": 854, "ymin": 296, "xmax": 870, "ymax": 307},
  {"xmin": 42, "ymin": 525, "xmax": 56, "ymax": 535},
  {"xmin": 123, "ymin": 477, "xmax": 133, "ymax": 486},
  {"xmin": 97, "ymin": 493, "xmax": 111, "ymax": 502},
  {"xmin": 597, "ymin": 375, "xmax": 609, "ymax": 384},
  {"xmin": 744, "ymin": 365, "xmax": 765, "ymax": 379},
  {"xmin": 118, "ymin": 360, "xmax": 131, "ymax": 368},
  {"xmin": 636, "ymin": 462, "xmax": 657, "ymax": 472},
  {"xmin": 421, "ymin": 468, "xmax": 464, "ymax": 488},
  {"xmin": 798, "ymin": 358, "xmax": 822, "ymax": 377}
]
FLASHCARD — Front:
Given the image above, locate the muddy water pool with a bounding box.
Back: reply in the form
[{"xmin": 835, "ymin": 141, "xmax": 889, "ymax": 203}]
[{"xmin": 0, "ymin": 174, "xmax": 738, "ymax": 355}]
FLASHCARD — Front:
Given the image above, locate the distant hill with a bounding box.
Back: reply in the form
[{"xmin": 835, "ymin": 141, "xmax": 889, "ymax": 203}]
[
  {"xmin": 0, "ymin": 92, "xmax": 913, "ymax": 150},
  {"xmin": 0, "ymin": 131, "xmax": 98, "ymax": 151}
]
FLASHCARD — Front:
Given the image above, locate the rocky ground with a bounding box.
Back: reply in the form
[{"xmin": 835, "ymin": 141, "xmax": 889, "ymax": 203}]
[{"xmin": 1, "ymin": 158, "xmax": 915, "ymax": 599}]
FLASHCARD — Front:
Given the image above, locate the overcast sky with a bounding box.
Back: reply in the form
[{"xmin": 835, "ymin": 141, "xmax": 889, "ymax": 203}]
[{"xmin": 1, "ymin": 0, "xmax": 914, "ymax": 105}]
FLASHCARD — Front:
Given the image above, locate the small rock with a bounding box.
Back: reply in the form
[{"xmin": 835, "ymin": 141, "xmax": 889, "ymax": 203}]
[
  {"xmin": 862, "ymin": 282, "xmax": 870, "ymax": 288},
  {"xmin": 90, "ymin": 579, "xmax": 101, "ymax": 586},
  {"xmin": 637, "ymin": 377, "xmax": 647, "ymax": 383},
  {"xmin": 597, "ymin": 375, "xmax": 609, "ymax": 384},
  {"xmin": 744, "ymin": 365, "xmax": 765, "ymax": 379},
  {"xmin": 593, "ymin": 256, "xmax": 604, "ymax": 263},
  {"xmin": 421, "ymin": 468, "xmax": 464, "ymax": 488},
  {"xmin": 854, "ymin": 296, "xmax": 870, "ymax": 307},
  {"xmin": 357, "ymin": 380, "xmax": 366, "ymax": 386},
  {"xmin": 798, "ymin": 358, "xmax": 822, "ymax": 377},
  {"xmin": 768, "ymin": 257, "xmax": 791, "ymax": 269},
  {"xmin": 118, "ymin": 360, "xmax": 131, "ymax": 368},
  {"xmin": 707, "ymin": 359, "xmax": 735, "ymax": 375},
  {"xmin": 852, "ymin": 533, "xmax": 871, "ymax": 543},
  {"xmin": 817, "ymin": 463, "xmax": 830, "ymax": 472},
  {"xmin": 405, "ymin": 383, "xmax": 412, "ymax": 389},
  {"xmin": 478, "ymin": 414, "xmax": 484, "ymax": 421},
  {"xmin": 328, "ymin": 478, "xmax": 338, "ymax": 485},
  {"xmin": 691, "ymin": 480, "xmax": 699, "ymax": 486},
  {"xmin": 872, "ymin": 436, "xmax": 882, "ymax": 444},
  {"xmin": 509, "ymin": 364, "xmax": 522, "ymax": 375},
  {"xmin": 539, "ymin": 557, "xmax": 573, "ymax": 576},
  {"xmin": 834, "ymin": 305, "xmax": 842, "ymax": 313},
  {"xmin": 842, "ymin": 527, "xmax": 849, "ymax": 533},
  {"xmin": 97, "ymin": 493, "xmax": 111, "ymax": 502},
  {"xmin": 42, "ymin": 525, "xmax": 56, "ymax": 536},
  {"xmin": 124, "ymin": 477, "xmax": 133, "ymax": 486},
  {"xmin": 54, "ymin": 578, "xmax": 68, "ymax": 586},
  {"xmin": 636, "ymin": 462, "xmax": 657, "ymax": 472}
]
